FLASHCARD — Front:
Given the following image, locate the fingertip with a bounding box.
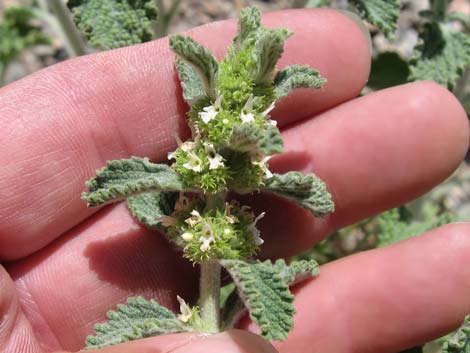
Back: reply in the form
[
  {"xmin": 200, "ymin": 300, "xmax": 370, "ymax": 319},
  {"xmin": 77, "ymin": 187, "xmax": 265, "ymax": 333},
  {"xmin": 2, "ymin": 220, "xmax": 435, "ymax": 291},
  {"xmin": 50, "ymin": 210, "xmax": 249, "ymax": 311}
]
[{"xmin": 87, "ymin": 331, "xmax": 277, "ymax": 353}]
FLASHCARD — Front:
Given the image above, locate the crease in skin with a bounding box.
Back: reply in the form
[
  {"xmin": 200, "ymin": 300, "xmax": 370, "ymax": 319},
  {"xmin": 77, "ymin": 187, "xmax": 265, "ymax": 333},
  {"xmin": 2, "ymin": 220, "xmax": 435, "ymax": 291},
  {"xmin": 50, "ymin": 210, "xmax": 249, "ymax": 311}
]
[{"xmin": 12, "ymin": 276, "xmax": 61, "ymax": 351}]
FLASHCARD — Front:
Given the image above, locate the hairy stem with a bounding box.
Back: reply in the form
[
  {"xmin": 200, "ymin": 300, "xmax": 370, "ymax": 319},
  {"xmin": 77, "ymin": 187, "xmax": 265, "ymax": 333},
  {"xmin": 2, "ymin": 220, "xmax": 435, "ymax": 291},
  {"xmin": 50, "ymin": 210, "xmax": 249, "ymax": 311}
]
[
  {"xmin": 199, "ymin": 260, "xmax": 221, "ymax": 333},
  {"xmin": 46, "ymin": 0, "xmax": 86, "ymax": 57}
]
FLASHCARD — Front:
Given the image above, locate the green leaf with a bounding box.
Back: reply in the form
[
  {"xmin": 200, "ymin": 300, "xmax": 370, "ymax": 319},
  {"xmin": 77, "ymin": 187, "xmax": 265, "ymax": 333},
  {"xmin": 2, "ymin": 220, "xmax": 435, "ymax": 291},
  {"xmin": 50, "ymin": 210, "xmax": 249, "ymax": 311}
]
[
  {"xmin": 82, "ymin": 157, "xmax": 184, "ymax": 207},
  {"xmin": 67, "ymin": 0, "xmax": 158, "ymax": 50},
  {"xmin": 442, "ymin": 315, "xmax": 470, "ymax": 353},
  {"xmin": 0, "ymin": 6, "xmax": 49, "ymax": 72},
  {"xmin": 262, "ymin": 172, "xmax": 334, "ymax": 217},
  {"xmin": 229, "ymin": 123, "xmax": 284, "ymax": 156},
  {"xmin": 169, "ymin": 34, "xmax": 219, "ymax": 100},
  {"xmin": 447, "ymin": 12, "xmax": 470, "ymax": 30},
  {"xmin": 368, "ymin": 51, "xmax": 410, "ymax": 90},
  {"xmin": 349, "ymin": 0, "xmax": 400, "ymax": 38},
  {"xmin": 220, "ymin": 259, "xmax": 319, "ymax": 340},
  {"xmin": 274, "ymin": 259, "xmax": 319, "ymax": 285},
  {"xmin": 220, "ymin": 259, "xmax": 295, "ymax": 341},
  {"xmin": 175, "ymin": 57, "xmax": 207, "ymax": 106},
  {"xmin": 86, "ymin": 296, "xmax": 188, "ymax": 349},
  {"xmin": 234, "ymin": 6, "xmax": 261, "ymax": 48},
  {"xmin": 377, "ymin": 207, "xmax": 454, "ymax": 247},
  {"xmin": 273, "ymin": 65, "xmax": 326, "ymax": 99},
  {"xmin": 304, "ymin": 0, "xmax": 331, "ymax": 8},
  {"xmin": 127, "ymin": 191, "xmax": 178, "ymax": 229},
  {"xmin": 409, "ymin": 23, "xmax": 470, "ymax": 89},
  {"xmin": 251, "ymin": 28, "xmax": 293, "ymax": 84}
]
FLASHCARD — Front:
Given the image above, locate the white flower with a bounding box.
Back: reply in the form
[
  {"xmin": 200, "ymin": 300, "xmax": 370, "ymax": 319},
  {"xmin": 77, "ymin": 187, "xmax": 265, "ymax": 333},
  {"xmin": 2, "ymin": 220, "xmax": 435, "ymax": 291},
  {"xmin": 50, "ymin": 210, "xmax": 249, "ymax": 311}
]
[
  {"xmin": 183, "ymin": 152, "xmax": 203, "ymax": 172},
  {"xmin": 268, "ymin": 119, "xmax": 278, "ymax": 127},
  {"xmin": 240, "ymin": 96, "xmax": 255, "ymax": 123},
  {"xmin": 199, "ymin": 105, "xmax": 218, "ymax": 123},
  {"xmin": 177, "ymin": 295, "xmax": 193, "ymax": 323},
  {"xmin": 208, "ymin": 154, "xmax": 224, "ymax": 170},
  {"xmin": 199, "ymin": 96, "xmax": 222, "ymax": 123},
  {"xmin": 200, "ymin": 222, "xmax": 215, "ymax": 252},
  {"xmin": 181, "ymin": 141, "xmax": 196, "ymax": 152},
  {"xmin": 241, "ymin": 111, "xmax": 255, "ymax": 123},
  {"xmin": 200, "ymin": 235, "xmax": 215, "ymax": 252},
  {"xmin": 251, "ymin": 155, "xmax": 273, "ymax": 179},
  {"xmin": 156, "ymin": 215, "xmax": 178, "ymax": 227},
  {"xmin": 185, "ymin": 210, "xmax": 202, "ymax": 227},
  {"xmin": 204, "ymin": 143, "xmax": 224, "ymax": 170},
  {"xmin": 248, "ymin": 212, "xmax": 266, "ymax": 246},
  {"xmin": 181, "ymin": 232, "xmax": 194, "ymax": 241}
]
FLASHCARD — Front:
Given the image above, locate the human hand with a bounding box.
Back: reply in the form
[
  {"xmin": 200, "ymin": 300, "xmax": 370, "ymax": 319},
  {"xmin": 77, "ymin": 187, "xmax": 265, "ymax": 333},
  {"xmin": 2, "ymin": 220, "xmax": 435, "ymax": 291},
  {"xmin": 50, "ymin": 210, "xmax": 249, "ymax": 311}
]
[{"xmin": 0, "ymin": 9, "xmax": 469, "ymax": 353}]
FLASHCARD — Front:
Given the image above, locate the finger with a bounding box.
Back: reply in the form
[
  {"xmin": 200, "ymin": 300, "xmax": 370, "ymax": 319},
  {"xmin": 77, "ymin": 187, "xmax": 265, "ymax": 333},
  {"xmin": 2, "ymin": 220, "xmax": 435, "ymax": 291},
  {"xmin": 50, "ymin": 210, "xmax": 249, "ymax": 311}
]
[
  {"xmin": 8, "ymin": 203, "xmax": 198, "ymax": 351},
  {"xmin": 73, "ymin": 330, "xmax": 276, "ymax": 353},
  {"xmin": 254, "ymin": 81, "xmax": 469, "ymax": 258},
  {"xmin": 8, "ymin": 81, "xmax": 468, "ymax": 350},
  {"xmin": 0, "ymin": 8, "xmax": 371, "ymax": 261},
  {"xmin": 0, "ymin": 266, "xmax": 43, "ymax": 353},
  {"xmin": 241, "ymin": 223, "xmax": 470, "ymax": 353}
]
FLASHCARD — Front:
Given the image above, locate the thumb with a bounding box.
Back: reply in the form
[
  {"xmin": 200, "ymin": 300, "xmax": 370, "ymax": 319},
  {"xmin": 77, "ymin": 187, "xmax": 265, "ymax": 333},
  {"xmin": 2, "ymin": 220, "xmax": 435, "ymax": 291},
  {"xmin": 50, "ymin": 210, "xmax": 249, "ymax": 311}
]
[{"xmin": 65, "ymin": 330, "xmax": 278, "ymax": 353}]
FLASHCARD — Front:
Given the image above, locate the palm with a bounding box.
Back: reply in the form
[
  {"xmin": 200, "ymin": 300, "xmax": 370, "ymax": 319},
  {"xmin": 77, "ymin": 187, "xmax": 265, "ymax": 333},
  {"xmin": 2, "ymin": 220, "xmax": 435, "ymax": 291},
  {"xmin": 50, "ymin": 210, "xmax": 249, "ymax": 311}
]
[{"xmin": 1, "ymin": 9, "xmax": 469, "ymax": 353}]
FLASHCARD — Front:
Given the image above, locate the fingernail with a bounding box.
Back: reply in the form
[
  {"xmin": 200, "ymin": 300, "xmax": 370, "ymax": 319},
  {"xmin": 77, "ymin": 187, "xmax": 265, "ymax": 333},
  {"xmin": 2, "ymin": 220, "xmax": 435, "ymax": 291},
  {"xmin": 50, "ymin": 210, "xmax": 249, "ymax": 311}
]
[
  {"xmin": 172, "ymin": 330, "xmax": 278, "ymax": 353},
  {"xmin": 337, "ymin": 10, "xmax": 372, "ymax": 56}
]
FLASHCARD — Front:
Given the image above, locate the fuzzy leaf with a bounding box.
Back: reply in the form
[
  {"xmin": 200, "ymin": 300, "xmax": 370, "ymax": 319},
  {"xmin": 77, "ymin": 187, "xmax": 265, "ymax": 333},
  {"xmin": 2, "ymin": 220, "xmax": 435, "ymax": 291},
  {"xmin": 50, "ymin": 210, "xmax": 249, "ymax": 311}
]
[
  {"xmin": 274, "ymin": 259, "xmax": 319, "ymax": 285},
  {"xmin": 263, "ymin": 172, "xmax": 334, "ymax": 217},
  {"xmin": 274, "ymin": 65, "xmax": 326, "ymax": 99},
  {"xmin": 234, "ymin": 6, "xmax": 261, "ymax": 47},
  {"xmin": 0, "ymin": 6, "xmax": 49, "ymax": 70},
  {"xmin": 220, "ymin": 259, "xmax": 295, "ymax": 341},
  {"xmin": 127, "ymin": 191, "xmax": 178, "ymax": 228},
  {"xmin": 251, "ymin": 28, "xmax": 293, "ymax": 84},
  {"xmin": 67, "ymin": 0, "xmax": 158, "ymax": 49},
  {"xmin": 86, "ymin": 296, "xmax": 188, "ymax": 349},
  {"xmin": 229, "ymin": 124, "xmax": 284, "ymax": 155},
  {"xmin": 442, "ymin": 316, "xmax": 470, "ymax": 353},
  {"xmin": 368, "ymin": 51, "xmax": 410, "ymax": 90},
  {"xmin": 175, "ymin": 57, "xmax": 207, "ymax": 105},
  {"xmin": 82, "ymin": 157, "xmax": 184, "ymax": 207},
  {"xmin": 169, "ymin": 34, "xmax": 219, "ymax": 100},
  {"xmin": 409, "ymin": 23, "xmax": 470, "ymax": 89},
  {"xmin": 349, "ymin": 0, "xmax": 400, "ymax": 38},
  {"xmin": 377, "ymin": 207, "xmax": 454, "ymax": 247}
]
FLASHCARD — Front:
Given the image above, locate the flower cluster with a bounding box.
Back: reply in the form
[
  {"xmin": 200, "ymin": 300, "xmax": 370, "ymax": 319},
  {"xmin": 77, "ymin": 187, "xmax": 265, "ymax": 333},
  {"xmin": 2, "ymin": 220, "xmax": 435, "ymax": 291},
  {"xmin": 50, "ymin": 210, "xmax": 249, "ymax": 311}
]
[
  {"xmin": 168, "ymin": 33, "xmax": 281, "ymax": 194},
  {"xmin": 159, "ymin": 193, "xmax": 264, "ymax": 262}
]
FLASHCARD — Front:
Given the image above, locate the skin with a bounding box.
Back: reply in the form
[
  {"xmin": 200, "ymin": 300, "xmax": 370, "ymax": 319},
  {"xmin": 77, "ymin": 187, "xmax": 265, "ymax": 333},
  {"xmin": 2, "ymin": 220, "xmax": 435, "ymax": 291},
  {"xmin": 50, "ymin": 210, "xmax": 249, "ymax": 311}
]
[{"xmin": 0, "ymin": 8, "xmax": 469, "ymax": 353}]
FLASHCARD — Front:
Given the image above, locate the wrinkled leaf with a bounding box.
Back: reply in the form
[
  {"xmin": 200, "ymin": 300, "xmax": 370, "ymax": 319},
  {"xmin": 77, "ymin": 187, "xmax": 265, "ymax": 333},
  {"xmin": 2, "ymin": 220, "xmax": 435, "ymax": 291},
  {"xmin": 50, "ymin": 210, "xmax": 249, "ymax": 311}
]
[
  {"xmin": 127, "ymin": 191, "xmax": 178, "ymax": 229},
  {"xmin": 82, "ymin": 157, "xmax": 184, "ymax": 207},
  {"xmin": 229, "ymin": 123, "xmax": 284, "ymax": 156},
  {"xmin": 175, "ymin": 57, "xmax": 207, "ymax": 105},
  {"xmin": 263, "ymin": 171, "xmax": 334, "ymax": 217},
  {"xmin": 86, "ymin": 297, "xmax": 188, "ymax": 349},
  {"xmin": 349, "ymin": 0, "xmax": 400, "ymax": 38},
  {"xmin": 368, "ymin": 51, "xmax": 410, "ymax": 90},
  {"xmin": 251, "ymin": 28, "xmax": 293, "ymax": 84},
  {"xmin": 409, "ymin": 23, "xmax": 470, "ymax": 89},
  {"xmin": 274, "ymin": 65, "xmax": 326, "ymax": 98},
  {"xmin": 234, "ymin": 6, "xmax": 261, "ymax": 47},
  {"xmin": 169, "ymin": 34, "xmax": 219, "ymax": 100},
  {"xmin": 67, "ymin": 0, "xmax": 158, "ymax": 49},
  {"xmin": 220, "ymin": 259, "xmax": 295, "ymax": 340},
  {"xmin": 442, "ymin": 315, "xmax": 470, "ymax": 353}
]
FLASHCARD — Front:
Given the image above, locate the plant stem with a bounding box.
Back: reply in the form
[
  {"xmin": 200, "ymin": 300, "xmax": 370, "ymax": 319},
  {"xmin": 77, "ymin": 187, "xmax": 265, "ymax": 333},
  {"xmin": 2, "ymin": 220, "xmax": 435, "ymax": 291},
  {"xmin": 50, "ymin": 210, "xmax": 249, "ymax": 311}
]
[
  {"xmin": 199, "ymin": 260, "xmax": 221, "ymax": 333},
  {"xmin": 46, "ymin": 0, "xmax": 87, "ymax": 57}
]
